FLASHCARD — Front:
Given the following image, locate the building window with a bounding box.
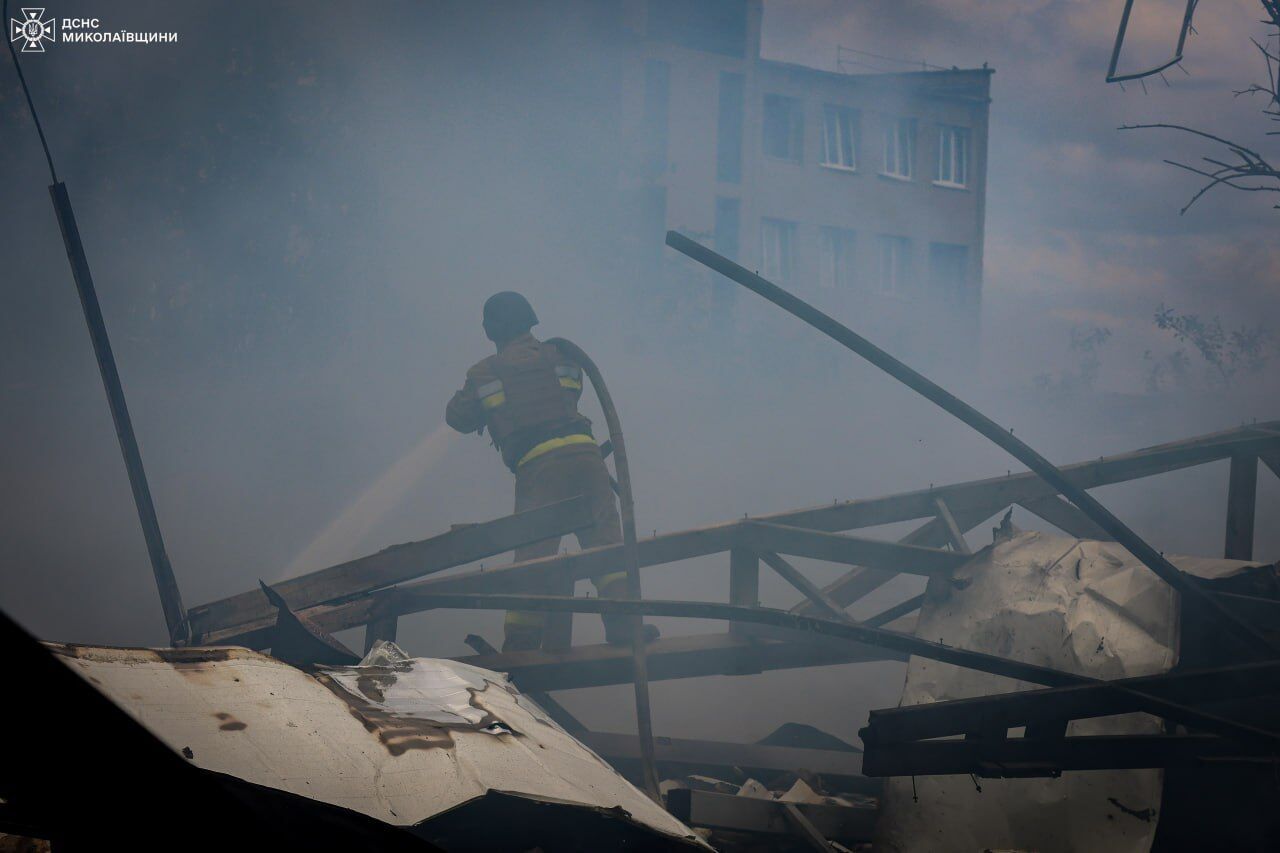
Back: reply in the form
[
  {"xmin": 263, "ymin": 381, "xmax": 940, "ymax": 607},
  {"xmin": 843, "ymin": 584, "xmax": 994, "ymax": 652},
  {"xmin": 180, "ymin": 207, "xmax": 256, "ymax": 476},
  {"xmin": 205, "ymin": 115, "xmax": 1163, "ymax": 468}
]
[
  {"xmin": 881, "ymin": 117, "xmax": 916, "ymax": 179},
  {"xmin": 763, "ymin": 94, "xmax": 803, "ymax": 162},
  {"xmin": 819, "ymin": 228, "xmax": 856, "ymax": 290},
  {"xmin": 929, "ymin": 242, "xmax": 969, "ymax": 301},
  {"xmin": 878, "ymin": 235, "xmax": 911, "ymax": 292},
  {"xmin": 821, "ymin": 105, "xmax": 859, "ymax": 171},
  {"xmin": 715, "ymin": 197, "xmax": 741, "ymax": 260},
  {"xmin": 717, "ymin": 72, "xmax": 745, "ymax": 183},
  {"xmin": 760, "ymin": 218, "xmax": 797, "ymax": 282},
  {"xmin": 935, "ymin": 126, "xmax": 969, "ymax": 187}
]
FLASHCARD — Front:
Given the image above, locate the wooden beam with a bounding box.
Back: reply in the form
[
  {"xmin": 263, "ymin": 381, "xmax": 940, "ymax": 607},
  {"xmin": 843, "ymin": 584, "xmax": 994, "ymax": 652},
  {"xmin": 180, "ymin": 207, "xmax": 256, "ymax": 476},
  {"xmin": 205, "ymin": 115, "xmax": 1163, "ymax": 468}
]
[
  {"xmin": 933, "ymin": 497, "xmax": 972, "ymax": 555},
  {"xmin": 1225, "ymin": 454, "xmax": 1258, "ymax": 561},
  {"xmin": 863, "ymin": 659, "xmax": 1280, "ymax": 745},
  {"xmin": 794, "ymin": 505, "xmax": 1000, "ymax": 618},
  {"xmin": 784, "ymin": 802, "xmax": 836, "ymax": 852},
  {"xmin": 187, "ymin": 496, "xmax": 594, "ymax": 642},
  {"xmin": 737, "ymin": 522, "xmax": 965, "ymax": 576},
  {"xmin": 203, "ymin": 519, "xmax": 741, "ymax": 647},
  {"xmin": 750, "ymin": 422, "xmax": 1280, "ymax": 535},
  {"xmin": 863, "ymin": 734, "xmax": 1268, "ymax": 778},
  {"xmin": 362, "ymin": 616, "xmax": 397, "ymax": 654},
  {"xmin": 759, "ymin": 551, "xmax": 851, "ymax": 622},
  {"xmin": 1019, "ymin": 495, "xmax": 1115, "ymax": 542},
  {"xmin": 453, "ymin": 631, "xmax": 906, "ymax": 692},
  {"xmin": 666, "ymin": 789, "xmax": 876, "ymax": 843},
  {"xmin": 578, "ymin": 731, "xmax": 868, "ymax": 781},
  {"xmin": 729, "ymin": 548, "xmax": 760, "ymax": 641}
]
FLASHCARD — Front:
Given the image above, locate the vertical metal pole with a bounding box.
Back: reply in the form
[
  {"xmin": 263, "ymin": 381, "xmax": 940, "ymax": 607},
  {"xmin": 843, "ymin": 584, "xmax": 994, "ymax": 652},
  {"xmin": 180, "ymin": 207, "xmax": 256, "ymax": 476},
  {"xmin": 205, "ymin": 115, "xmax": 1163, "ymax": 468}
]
[{"xmin": 48, "ymin": 182, "xmax": 188, "ymax": 644}]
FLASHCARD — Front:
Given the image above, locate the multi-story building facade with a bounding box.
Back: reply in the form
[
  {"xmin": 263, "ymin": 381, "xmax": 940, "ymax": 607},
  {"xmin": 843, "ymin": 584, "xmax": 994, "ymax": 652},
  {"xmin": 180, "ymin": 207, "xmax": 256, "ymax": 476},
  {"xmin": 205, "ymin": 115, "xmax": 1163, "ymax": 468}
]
[{"xmin": 617, "ymin": 0, "xmax": 992, "ymax": 362}]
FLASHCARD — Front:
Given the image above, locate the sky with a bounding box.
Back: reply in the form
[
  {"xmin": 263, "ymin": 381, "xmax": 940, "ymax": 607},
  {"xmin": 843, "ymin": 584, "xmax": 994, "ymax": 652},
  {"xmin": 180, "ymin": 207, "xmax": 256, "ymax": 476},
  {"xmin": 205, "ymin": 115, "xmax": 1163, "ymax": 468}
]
[{"xmin": 1, "ymin": 0, "xmax": 1277, "ymax": 747}]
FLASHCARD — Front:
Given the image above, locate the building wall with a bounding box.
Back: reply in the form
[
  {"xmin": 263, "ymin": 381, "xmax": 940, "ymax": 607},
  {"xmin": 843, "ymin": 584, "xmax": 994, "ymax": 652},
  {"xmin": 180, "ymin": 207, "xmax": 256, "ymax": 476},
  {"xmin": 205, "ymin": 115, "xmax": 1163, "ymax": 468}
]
[{"xmin": 620, "ymin": 0, "xmax": 992, "ymax": 364}]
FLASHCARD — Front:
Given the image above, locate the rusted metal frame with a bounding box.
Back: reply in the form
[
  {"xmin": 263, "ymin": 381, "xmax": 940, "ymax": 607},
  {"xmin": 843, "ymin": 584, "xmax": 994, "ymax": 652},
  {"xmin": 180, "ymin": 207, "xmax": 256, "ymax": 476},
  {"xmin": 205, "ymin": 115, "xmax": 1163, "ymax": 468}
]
[
  {"xmin": 862, "ymin": 659, "xmax": 1280, "ymax": 745},
  {"xmin": 190, "ymin": 495, "xmax": 597, "ymax": 644},
  {"xmin": 456, "ymin": 631, "xmax": 906, "ymax": 692},
  {"xmin": 1019, "ymin": 494, "xmax": 1114, "ymax": 541},
  {"xmin": 401, "ymin": 592, "xmax": 1280, "ymax": 747},
  {"xmin": 1225, "ymin": 454, "xmax": 1258, "ymax": 560},
  {"xmin": 863, "ymin": 734, "xmax": 1269, "ymax": 778},
  {"xmin": 578, "ymin": 731, "xmax": 868, "ymax": 782},
  {"xmin": 665, "ymin": 231, "xmax": 1279, "ymax": 657},
  {"xmin": 759, "ymin": 551, "xmax": 851, "ymax": 622},
  {"xmin": 932, "ymin": 497, "xmax": 972, "ymax": 555}
]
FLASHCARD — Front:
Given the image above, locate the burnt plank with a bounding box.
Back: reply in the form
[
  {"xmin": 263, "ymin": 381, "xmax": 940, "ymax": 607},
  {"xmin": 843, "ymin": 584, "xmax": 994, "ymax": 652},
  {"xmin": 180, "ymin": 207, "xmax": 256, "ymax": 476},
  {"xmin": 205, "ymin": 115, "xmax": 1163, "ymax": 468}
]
[{"xmin": 188, "ymin": 496, "xmax": 593, "ymax": 642}]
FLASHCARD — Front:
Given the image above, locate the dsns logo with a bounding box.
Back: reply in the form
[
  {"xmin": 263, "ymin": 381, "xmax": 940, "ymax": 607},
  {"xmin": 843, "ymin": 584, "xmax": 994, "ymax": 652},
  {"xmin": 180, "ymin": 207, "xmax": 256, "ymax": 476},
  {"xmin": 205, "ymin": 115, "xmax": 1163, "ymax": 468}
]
[{"xmin": 9, "ymin": 7, "xmax": 56, "ymax": 52}]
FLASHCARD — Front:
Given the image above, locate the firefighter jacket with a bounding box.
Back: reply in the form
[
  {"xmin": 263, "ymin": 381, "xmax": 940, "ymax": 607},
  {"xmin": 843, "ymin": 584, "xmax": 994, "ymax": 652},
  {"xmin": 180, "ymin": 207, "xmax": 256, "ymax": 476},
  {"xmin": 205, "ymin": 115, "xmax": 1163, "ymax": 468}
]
[{"xmin": 446, "ymin": 333, "xmax": 593, "ymax": 471}]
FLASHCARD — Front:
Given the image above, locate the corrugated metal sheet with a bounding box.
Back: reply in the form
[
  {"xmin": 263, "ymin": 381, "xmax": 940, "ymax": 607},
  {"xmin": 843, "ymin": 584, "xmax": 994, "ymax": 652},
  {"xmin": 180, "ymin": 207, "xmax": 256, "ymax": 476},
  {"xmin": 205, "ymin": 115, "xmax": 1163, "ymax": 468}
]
[{"xmin": 50, "ymin": 640, "xmax": 704, "ymax": 847}]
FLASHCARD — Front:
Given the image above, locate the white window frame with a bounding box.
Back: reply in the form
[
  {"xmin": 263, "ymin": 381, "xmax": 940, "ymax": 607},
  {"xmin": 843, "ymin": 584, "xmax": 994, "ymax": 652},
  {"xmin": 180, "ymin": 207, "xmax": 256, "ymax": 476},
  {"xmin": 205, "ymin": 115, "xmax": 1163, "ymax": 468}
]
[
  {"xmin": 881, "ymin": 117, "xmax": 916, "ymax": 180},
  {"xmin": 760, "ymin": 218, "xmax": 797, "ymax": 283},
  {"xmin": 819, "ymin": 227, "xmax": 856, "ymax": 290},
  {"xmin": 821, "ymin": 105, "xmax": 859, "ymax": 171},
  {"xmin": 934, "ymin": 125, "xmax": 969, "ymax": 188},
  {"xmin": 878, "ymin": 235, "xmax": 911, "ymax": 293}
]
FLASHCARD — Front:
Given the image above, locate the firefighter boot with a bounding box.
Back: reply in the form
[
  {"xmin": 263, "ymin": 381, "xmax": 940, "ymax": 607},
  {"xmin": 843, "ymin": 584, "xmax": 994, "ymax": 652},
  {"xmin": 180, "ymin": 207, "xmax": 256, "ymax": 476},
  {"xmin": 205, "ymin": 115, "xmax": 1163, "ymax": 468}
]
[
  {"xmin": 502, "ymin": 612, "xmax": 545, "ymax": 652},
  {"xmin": 596, "ymin": 575, "xmax": 660, "ymax": 646}
]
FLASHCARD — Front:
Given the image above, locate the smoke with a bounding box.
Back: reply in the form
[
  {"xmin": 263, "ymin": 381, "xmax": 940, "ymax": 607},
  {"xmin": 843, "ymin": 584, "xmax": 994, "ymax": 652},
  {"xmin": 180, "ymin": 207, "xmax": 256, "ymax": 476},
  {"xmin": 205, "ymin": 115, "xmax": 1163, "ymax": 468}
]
[
  {"xmin": 281, "ymin": 425, "xmax": 459, "ymax": 578},
  {"xmin": 1, "ymin": 1, "xmax": 1277, "ymax": 748}
]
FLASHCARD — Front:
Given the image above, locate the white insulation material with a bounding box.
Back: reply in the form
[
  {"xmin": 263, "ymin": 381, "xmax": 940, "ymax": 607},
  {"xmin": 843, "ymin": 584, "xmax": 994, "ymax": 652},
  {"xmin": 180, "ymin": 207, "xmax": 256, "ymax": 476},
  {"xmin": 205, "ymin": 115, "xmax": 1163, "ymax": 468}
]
[
  {"xmin": 51, "ymin": 641, "xmax": 701, "ymax": 846},
  {"xmin": 876, "ymin": 530, "xmax": 1255, "ymax": 853}
]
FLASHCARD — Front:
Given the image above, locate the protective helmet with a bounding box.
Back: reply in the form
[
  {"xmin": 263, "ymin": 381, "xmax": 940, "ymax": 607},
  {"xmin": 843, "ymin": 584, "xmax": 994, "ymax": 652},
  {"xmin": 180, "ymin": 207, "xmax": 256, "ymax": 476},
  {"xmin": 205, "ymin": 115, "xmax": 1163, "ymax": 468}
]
[{"xmin": 482, "ymin": 291, "xmax": 539, "ymax": 343}]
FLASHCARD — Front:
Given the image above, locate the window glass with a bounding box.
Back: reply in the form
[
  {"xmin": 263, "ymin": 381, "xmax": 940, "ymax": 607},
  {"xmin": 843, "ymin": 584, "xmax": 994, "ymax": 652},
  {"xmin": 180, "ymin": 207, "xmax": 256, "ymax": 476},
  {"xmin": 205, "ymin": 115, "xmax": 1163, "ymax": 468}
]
[
  {"xmin": 760, "ymin": 218, "xmax": 797, "ymax": 282},
  {"xmin": 820, "ymin": 228, "xmax": 856, "ymax": 289},
  {"xmin": 821, "ymin": 105, "xmax": 859, "ymax": 170},
  {"xmin": 878, "ymin": 235, "xmax": 911, "ymax": 292},
  {"xmin": 936, "ymin": 125, "xmax": 969, "ymax": 186},
  {"xmin": 763, "ymin": 94, "xmax": 803, "ymax": 162},
  {"xmin": 882, "ymin": 117, "xmax": 916, "ymax": 179}
]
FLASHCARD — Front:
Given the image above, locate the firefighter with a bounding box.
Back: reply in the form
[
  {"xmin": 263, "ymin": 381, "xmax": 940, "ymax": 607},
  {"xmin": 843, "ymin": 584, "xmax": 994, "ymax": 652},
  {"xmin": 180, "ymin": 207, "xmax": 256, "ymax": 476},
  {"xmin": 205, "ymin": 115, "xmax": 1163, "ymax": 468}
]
[{"xmin": 446, "ymin": 292, "xmax": 660, "ymax": 652}]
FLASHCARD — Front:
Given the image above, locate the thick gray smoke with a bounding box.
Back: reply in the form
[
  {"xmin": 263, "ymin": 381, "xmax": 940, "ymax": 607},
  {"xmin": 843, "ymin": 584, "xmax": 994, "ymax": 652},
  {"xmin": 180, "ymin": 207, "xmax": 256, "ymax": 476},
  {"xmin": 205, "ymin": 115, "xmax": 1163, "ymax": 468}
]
[{"xmin": 2, "ymin": 0, "xmax": 1276, "ymax": 745}]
